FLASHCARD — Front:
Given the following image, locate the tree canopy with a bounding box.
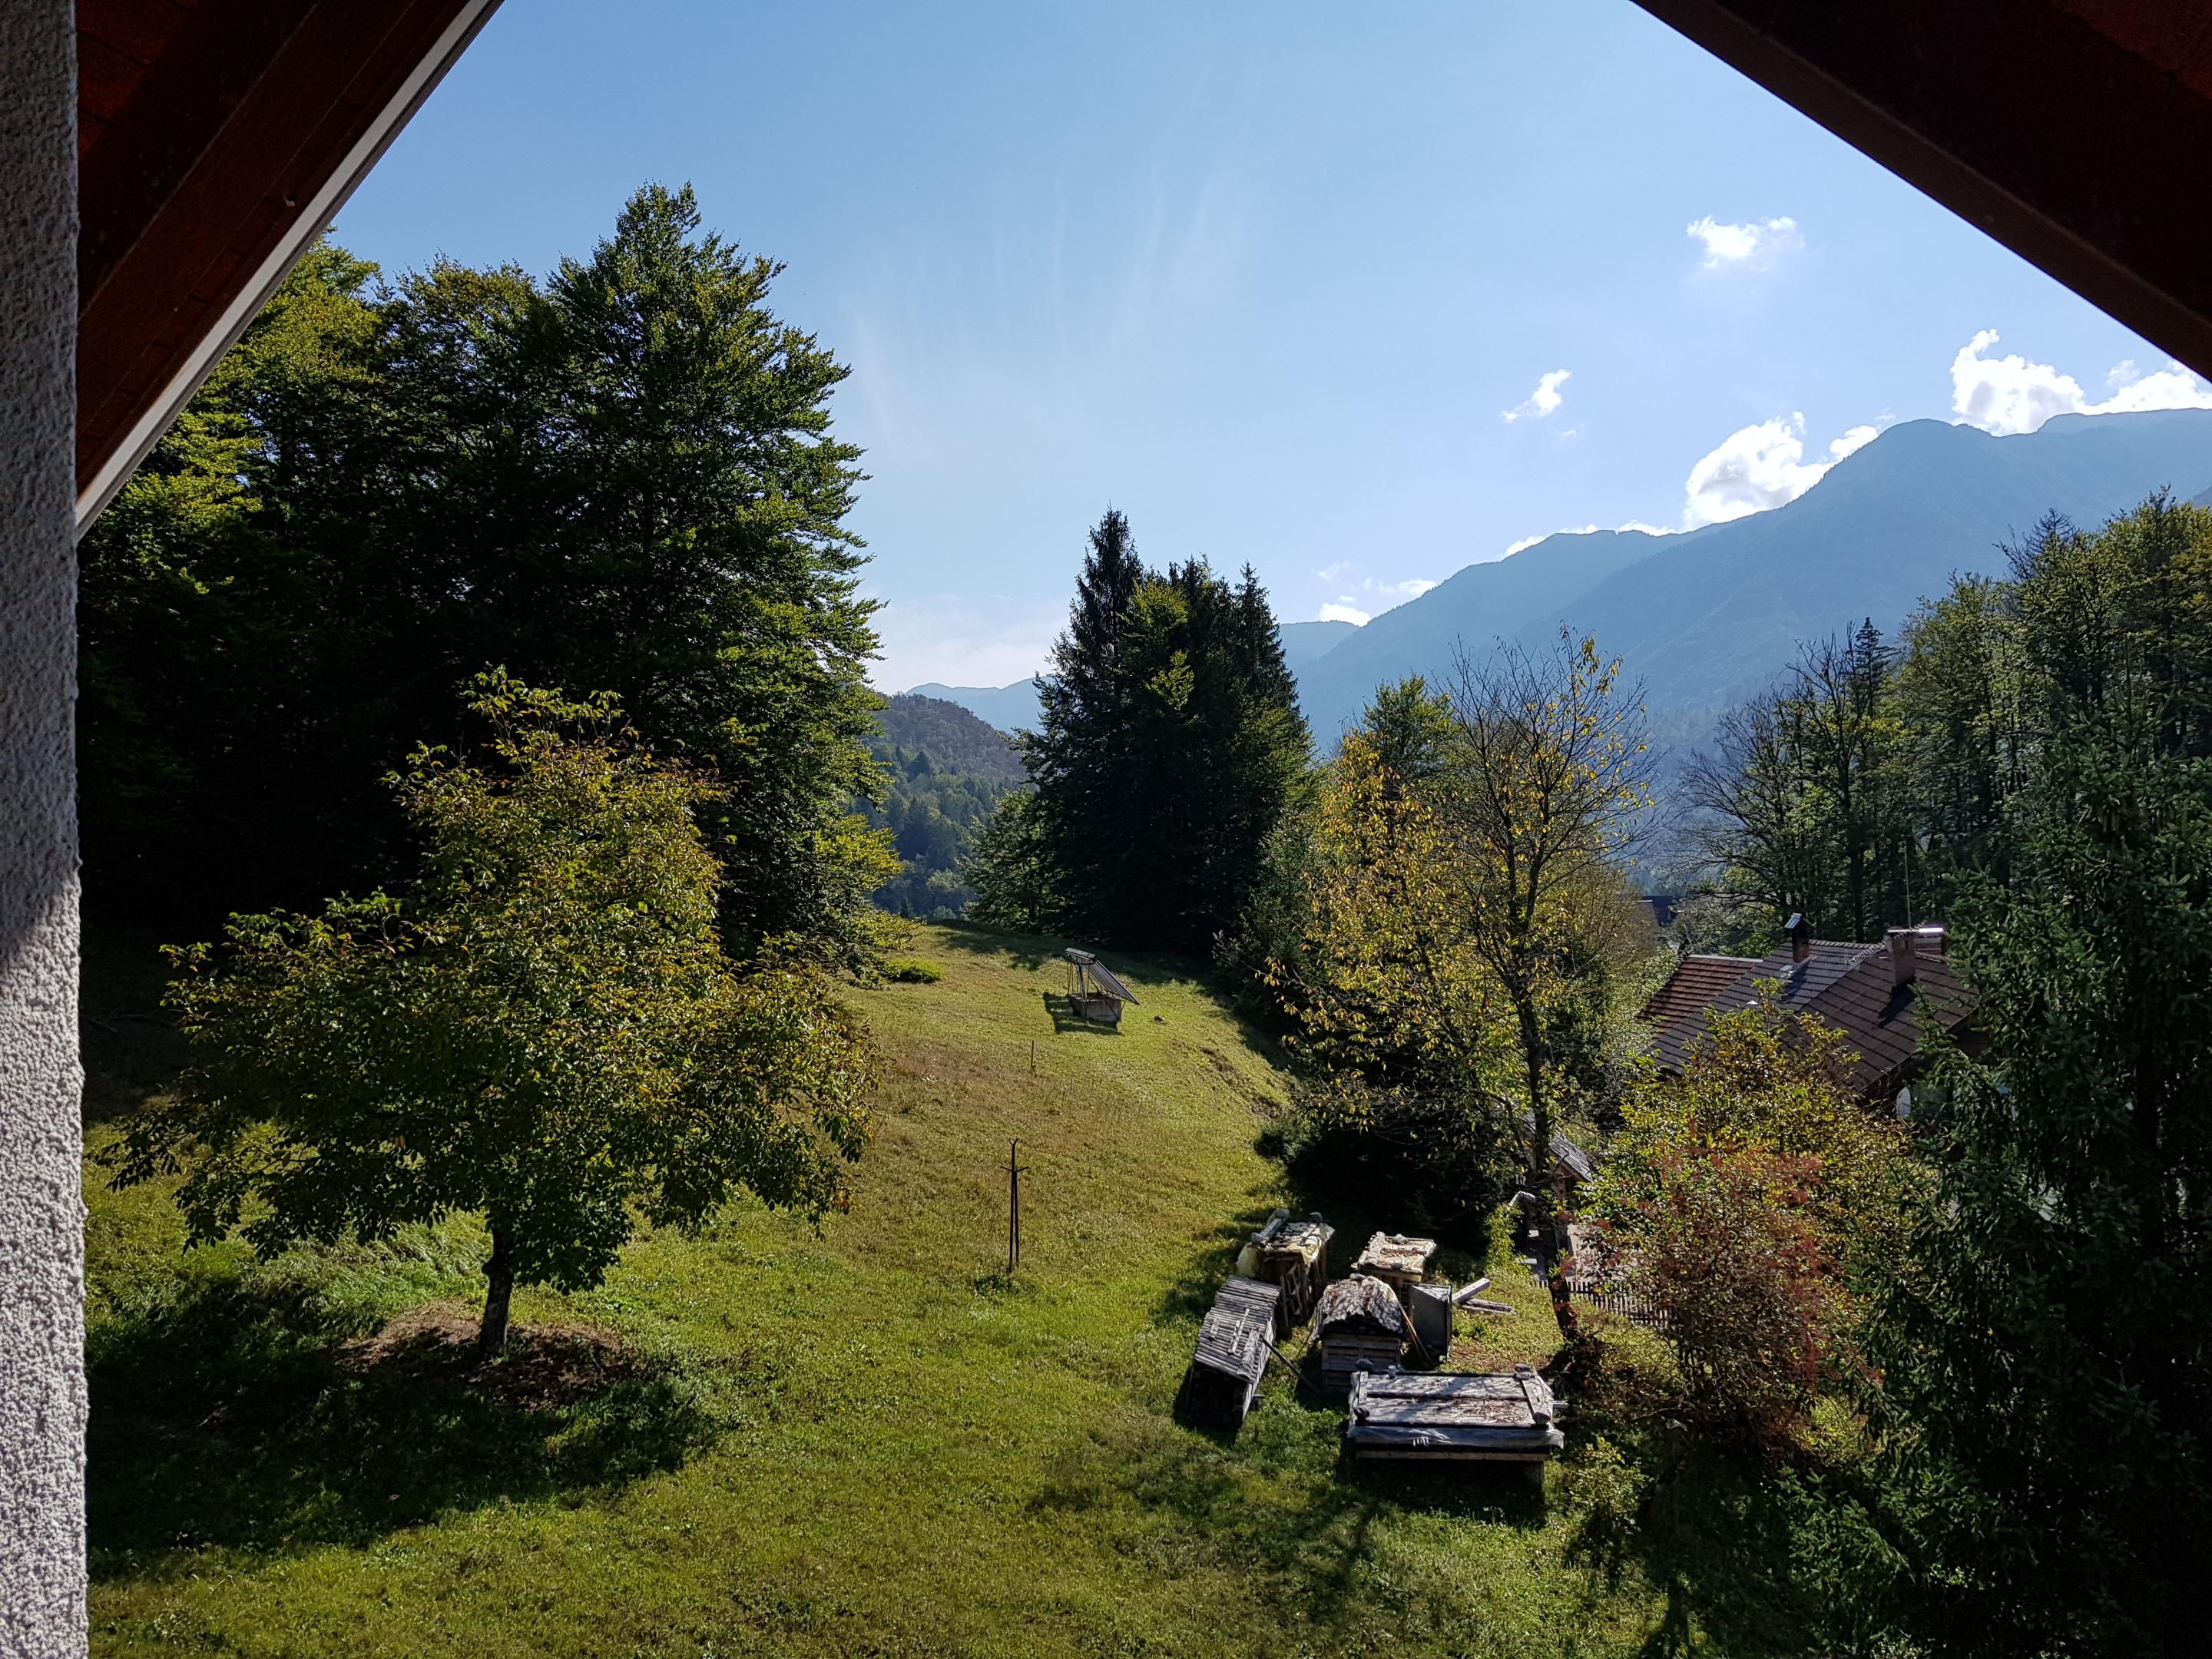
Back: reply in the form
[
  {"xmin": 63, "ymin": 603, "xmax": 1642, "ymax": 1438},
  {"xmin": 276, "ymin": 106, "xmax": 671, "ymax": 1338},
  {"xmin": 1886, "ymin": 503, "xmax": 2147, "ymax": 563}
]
[
  {"xmin": 996, "ymin": 508, "xmax": 1312, "ymax": 954},
  {"xmin": 80, "ymin": 185, "xmax": 890, "ymax": 958},
  {"xmin": 109, "ymin": 676, "xmax": 876, "ymax": 1355}
]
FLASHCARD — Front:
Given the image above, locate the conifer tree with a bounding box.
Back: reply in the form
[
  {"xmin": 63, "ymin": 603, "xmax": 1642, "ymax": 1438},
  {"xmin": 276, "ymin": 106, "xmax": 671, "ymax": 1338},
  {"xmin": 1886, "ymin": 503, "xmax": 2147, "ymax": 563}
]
[{"xmin": 1018, "ymin": 511, "xmax": 1310, "ymax": 952}]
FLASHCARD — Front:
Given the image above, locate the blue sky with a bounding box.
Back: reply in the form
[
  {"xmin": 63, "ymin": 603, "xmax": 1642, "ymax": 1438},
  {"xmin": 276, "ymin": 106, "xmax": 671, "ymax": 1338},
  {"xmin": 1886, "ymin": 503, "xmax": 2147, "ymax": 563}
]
[{"xmin": 341, "ymin": 0, "xmax": 2212, "ymax": 690}]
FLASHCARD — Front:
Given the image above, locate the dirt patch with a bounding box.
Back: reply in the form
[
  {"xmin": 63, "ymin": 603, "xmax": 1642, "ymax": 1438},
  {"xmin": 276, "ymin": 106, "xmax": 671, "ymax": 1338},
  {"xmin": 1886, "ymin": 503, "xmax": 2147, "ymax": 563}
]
[{"xmin": 341, "ymin": 1302, "xmax": 646, "ymax": 1411}]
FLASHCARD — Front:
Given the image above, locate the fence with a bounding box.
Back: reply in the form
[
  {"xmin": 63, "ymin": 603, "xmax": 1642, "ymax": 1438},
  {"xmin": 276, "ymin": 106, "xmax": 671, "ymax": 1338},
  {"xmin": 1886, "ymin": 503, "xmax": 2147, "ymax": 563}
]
[{"xmin": 1526, "ymin": 1261, "xmax": 1669, "ymax": 1332}]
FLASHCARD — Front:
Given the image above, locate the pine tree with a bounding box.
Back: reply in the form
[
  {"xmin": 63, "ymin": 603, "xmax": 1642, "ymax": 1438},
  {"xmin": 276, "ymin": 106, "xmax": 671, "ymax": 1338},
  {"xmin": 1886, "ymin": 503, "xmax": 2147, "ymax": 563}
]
[{"xmin": 1021, "ymin": 512, "xmax": 1310, "ymax": 952}]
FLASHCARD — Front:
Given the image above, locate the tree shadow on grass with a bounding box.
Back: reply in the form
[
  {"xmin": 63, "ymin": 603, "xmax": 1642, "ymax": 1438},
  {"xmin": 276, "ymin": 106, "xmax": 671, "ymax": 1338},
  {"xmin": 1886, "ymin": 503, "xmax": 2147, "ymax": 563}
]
[
  {"xmin": 87, "ymin": 1282, "xmax": 721, "ymax": 1575},
  {"xmin": 1035, "ymin": 1405, "xmax": 1548, "ymax": 1639}
]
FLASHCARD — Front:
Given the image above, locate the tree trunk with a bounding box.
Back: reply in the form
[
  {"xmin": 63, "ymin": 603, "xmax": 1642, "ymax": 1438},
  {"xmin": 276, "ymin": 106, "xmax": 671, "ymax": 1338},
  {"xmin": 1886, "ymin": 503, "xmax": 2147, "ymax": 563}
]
[
  {"xmin": 1515, "ymin": 995, "xmax": 1581, "ymax": 1348},
  {"xmin": 477, "ymin": 1224, "xmax": 516, "ymax": 1360}
]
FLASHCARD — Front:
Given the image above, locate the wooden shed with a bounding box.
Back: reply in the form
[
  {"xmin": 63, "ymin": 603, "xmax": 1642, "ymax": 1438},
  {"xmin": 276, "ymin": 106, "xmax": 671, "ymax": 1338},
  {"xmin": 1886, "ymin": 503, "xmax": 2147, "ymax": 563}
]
[
  {"xmin": 1062, "ymin": 949, "xmax": 1140, "ymax": 1025},
  {"xmin": 1311, "ymin": 1274, "xmax": 1410, "ymax": 1396},
  {"xmin": 1343, "ymin": 1365, "xmax": 1565, "ymax": 1472},
  {"xmin": 1176, "ymin": 1277, "xmax": 1281, "ymax": 1432},
  {"xmin": 1236, "ymin": 1208, "xmax": 1335, "ymax": 1330}
]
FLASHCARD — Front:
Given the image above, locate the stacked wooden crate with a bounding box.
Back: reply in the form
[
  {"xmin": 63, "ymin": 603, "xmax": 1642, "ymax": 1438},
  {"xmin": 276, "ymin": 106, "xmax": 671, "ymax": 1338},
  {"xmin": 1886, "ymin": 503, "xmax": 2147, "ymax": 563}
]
[
  {"xmin": 1343, "ymin": 1364, "xmax": 1566, "ymax": 1472},
  {"xmin": 1310, "ymin": 1273, "xmax": 1409, "ymax": 1396},
  {"xmin": 1350, "ymin": 1231, "xmax": 1439, "ymax": 1310},
  {"xmin": 1241, "ymin": 1208, "xmax": 1334, "ymax": 1330},
  {"xmin": 1175, "ymin": 1276, "xmax": 1282, "ymax": 1432}
]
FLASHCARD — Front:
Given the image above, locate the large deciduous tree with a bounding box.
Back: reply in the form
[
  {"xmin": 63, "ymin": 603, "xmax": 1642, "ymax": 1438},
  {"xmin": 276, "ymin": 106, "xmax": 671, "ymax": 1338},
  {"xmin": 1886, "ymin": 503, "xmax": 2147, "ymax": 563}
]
[
  {"xmin": 1282, "ymin": 640, "xmax": 1654, "ymax": 1341},
  {"xmin": 79, "ymin": 185, "xmax": 891, "ymax": 957},
  {"xmin": 109, "ymin": 677, "xmax": 876, "ymax": 1356}
]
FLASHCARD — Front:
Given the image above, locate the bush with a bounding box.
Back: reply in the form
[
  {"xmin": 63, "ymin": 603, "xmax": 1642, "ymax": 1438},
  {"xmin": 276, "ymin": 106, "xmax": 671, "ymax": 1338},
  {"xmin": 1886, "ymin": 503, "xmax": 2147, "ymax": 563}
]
[
  {"xmin": 1274, "ymin": 1076, "xmax": 1513, "ymax": 1240},
  {"xmin": 883, "ymin": 958, "xmax": 942, "ymax": 984}
]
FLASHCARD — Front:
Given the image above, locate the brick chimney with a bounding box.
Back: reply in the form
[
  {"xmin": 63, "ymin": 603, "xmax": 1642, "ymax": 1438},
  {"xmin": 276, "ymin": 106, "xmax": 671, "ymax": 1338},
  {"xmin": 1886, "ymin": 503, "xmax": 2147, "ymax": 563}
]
[
  {"xmin": 1886, "ymin": 927, "xmax": 1917, "ymax": 986},
  {"xmin": 1785, "ymin": 912, "xmax": 1810, "ymax": 964},
  {"xmin": 1886, "ymin": 924, "xmax": 1947, "ymax": 987}
]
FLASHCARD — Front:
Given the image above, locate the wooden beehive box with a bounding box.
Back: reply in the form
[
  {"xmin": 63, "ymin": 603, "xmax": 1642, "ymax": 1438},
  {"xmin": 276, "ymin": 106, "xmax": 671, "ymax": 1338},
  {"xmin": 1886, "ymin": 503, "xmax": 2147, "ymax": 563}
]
[
  {"xmin": 1311, "ymin": 1273, "xmax": 1409, "ymax": 1396},
  {"xmin": 1175, "ymin": 1277, "xmax": 1281, "ymax": 1432},
  {"xmin": 1351, "ymin": 1231, "xmax": 1439, "ymax": 1309},
  {"xmin": 1246, "ymin": 1209, "xmax": 1334, "ymax": 1329},
  {"xmin": 1343, "ymin": 1365, "xmax": 1566, "ymax": 1467}
]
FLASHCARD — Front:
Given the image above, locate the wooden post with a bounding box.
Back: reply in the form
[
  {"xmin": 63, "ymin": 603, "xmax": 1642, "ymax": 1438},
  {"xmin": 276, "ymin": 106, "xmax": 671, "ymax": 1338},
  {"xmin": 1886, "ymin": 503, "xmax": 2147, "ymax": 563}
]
[
  {"xmin": 1006, "ymin": 1138, "xmax": 1031, "ymax": 1273},
  {"xmin": 1029, "ymin": 1039, "xmax": 1035, "ymax": 1073}
]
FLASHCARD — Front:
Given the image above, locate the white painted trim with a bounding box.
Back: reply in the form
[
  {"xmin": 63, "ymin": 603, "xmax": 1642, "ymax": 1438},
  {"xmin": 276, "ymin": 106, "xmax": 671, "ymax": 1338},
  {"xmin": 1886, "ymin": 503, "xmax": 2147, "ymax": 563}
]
[{"xmin": 75, "ymin": 0, "xmax": 505, "ymax": 532}]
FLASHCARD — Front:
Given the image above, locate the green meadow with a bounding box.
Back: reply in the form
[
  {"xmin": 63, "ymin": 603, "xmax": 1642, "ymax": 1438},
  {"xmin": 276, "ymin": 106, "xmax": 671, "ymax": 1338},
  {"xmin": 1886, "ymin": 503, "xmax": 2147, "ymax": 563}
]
[{"xmin": 83, "ymin": 924, "xmax": 1851, "ymax": 1657}]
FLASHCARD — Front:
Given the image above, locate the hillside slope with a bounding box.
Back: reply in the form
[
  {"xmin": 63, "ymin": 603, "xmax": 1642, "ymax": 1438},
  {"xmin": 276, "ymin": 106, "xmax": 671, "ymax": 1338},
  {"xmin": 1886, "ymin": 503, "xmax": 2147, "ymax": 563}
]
[
  {"xmin": 82, "ymin": 926, "xmax": 1683, "ymax": 1657},
  {"xmin": 863, "ymin": 695, "xmax": 1022, "ymax": 913},
  {"xmin": 1296, "ymin": 527, "xmax": 1671, "ymax": 739}
]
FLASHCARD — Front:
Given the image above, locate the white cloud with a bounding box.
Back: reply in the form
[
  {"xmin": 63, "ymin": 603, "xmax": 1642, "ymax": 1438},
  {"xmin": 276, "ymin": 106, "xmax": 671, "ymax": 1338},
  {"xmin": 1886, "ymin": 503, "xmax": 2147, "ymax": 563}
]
[
  {"xmin": 1377, "ymin": 577, "xmax": 1438, "ymax": 601},
  {"xmin": 1502, "ymin": 368, "xmax": 1571, "ymax": 422},
  {"xmin": 1681, "ymin": 412, "xmax": 1837, "ymax": 528},
  {"xmin": 1316, "ymin": 560, "xmax": 1359, "ymax": 583},
  {"xmin": 1686, "ymin": 215, "xmax": 1803, "ymax": 270},
  {"xmin": 1828, "ymin": 424, "xmax": 1879, "ymax": 462},
  {"xmin": 1949, "ymin": 329, "xmax": 2212, "ymax": 435},
  {"xmin": 868, "ymin": 595, "xmax": 1059, "ymax": 694},
  {"xmin": 1614, "ymin": 519, "xmax": 1674, "ymax": 538},
  {"xmin": 1319, "ymin": 601, "xmax": 1369, "ymax": 625},
  {"xmin": 1502, "ymin": 532, "xmax": 1546, "ymax": 557}
]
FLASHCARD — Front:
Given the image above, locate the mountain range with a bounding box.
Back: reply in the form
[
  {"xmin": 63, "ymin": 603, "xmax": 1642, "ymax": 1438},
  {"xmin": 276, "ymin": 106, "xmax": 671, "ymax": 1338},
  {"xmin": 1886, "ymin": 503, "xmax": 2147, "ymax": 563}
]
[{"xmin": 906, "ymin": 408, "xmax": 2212, "ymax": 743}]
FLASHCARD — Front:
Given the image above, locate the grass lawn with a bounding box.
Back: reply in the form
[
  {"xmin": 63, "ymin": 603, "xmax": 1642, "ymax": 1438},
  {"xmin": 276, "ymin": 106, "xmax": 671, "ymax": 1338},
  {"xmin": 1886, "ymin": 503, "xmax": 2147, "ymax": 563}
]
[{"xmin": 81, "ymin": 922, "xmax": 1827, "ymax": 1657}]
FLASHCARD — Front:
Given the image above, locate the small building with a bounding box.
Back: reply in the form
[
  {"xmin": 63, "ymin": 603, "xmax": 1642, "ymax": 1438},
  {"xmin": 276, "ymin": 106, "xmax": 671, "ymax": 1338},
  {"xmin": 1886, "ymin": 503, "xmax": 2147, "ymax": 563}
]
[
  {"xmin": 1311, "ymin": 1274, "xmax": 1411, "ymax": 1395},
  {"xmin": 1343, "ymin": 1365, "xmax": 1565, "ymax": 1472},
  {"xmin": 1638, "ymin": 918, "xmax": 1973, "ymax": 1108},
  {"xmin": 1063, "ymin": 948, "xmax": 1140, "ymax": 1025},
  {"xmin": 1176, "ymin": 1277, "xmax": 1281, "ymax": 1432},
  {"xmin": 1236, "ymin": 1208, "xmax": 1335, "ymax": 1330},
  {"xmin": 1349, "ymin": 1231, "xmax": 1439, "ymax": 1310}
]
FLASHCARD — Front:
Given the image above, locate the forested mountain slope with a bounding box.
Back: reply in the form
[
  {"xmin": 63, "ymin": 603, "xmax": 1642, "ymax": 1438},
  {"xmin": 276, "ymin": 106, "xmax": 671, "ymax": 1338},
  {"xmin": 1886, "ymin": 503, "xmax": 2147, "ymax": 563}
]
[
  {"xmin": 1293, "ymin": 527, "xmax": 1674, "ymax": 740},
  {"xmin": 1524, "ymin": 409, "xmax": 2212, "ymax": 715},
  {"xmin": 863, "ymin": 694, "xmax": 1022, "ymax": 914}
]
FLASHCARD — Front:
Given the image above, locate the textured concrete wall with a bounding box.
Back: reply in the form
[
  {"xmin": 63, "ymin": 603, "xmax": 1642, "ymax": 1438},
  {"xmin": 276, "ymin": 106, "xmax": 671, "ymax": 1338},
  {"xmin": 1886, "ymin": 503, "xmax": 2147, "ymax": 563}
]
[{"xmin": 0, "ymin": 3, "xmax": 85, "ymax": 1656}]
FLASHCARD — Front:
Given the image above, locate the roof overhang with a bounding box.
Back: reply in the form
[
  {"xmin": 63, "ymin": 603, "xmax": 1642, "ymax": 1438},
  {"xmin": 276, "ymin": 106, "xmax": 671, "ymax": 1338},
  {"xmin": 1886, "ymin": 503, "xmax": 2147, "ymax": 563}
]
[
  {"xmin": 1631, "ymin": 0, "xmax": 2212, "ymax": 380},
  {"xmin": 76, "ymin": 0, "xmax": 504, "ymax": 531}
]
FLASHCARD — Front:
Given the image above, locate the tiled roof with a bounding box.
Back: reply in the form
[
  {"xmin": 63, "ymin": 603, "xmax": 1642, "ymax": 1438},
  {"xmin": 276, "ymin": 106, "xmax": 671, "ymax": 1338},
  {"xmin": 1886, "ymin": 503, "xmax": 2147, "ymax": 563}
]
[
  {"xmin": 1638, "ymin": 954, "xmax": 1760, "ymax": 1025},
  {"xmin": 1645, "ymin": 934, "xmax": 1975, "ymax": 1097},
  {"xmin": 1798, "ymin": 949, "xmax": 1974, "ymax": 1097}
]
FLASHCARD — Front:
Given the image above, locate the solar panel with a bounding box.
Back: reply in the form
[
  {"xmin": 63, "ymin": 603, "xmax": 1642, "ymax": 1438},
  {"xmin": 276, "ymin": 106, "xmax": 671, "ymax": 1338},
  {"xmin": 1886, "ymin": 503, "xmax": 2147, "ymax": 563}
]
[{"xmin": 1064, "ymin": 948, "xmax": 1140, "ymax": 1005}]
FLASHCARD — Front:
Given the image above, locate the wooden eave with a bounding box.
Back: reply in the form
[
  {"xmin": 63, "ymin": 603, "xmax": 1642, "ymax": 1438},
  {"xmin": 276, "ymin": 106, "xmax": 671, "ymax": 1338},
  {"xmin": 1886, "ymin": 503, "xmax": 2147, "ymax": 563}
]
[{"xmin": 75, "ymin": 0, "xmax": 504, "ymax": 530}]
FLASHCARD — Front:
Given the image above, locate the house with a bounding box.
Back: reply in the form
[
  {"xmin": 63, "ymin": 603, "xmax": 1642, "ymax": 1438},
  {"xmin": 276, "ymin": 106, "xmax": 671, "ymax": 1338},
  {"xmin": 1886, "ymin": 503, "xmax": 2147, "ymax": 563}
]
[{"xmin": 1639, "ymin": 916, "xmax": 1973, "ymax": 1106}]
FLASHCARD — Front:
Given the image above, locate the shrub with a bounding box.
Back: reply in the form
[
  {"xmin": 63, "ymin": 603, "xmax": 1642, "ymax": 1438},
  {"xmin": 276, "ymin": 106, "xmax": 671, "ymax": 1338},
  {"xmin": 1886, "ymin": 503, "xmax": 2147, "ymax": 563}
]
[
  {"xmin": 1274, "ymin": 1075, "xmax": 1513, "ymax": 1240},
  {"xmin": 883, "ymin": 958, "xmax": 942, "ymax": 984}
]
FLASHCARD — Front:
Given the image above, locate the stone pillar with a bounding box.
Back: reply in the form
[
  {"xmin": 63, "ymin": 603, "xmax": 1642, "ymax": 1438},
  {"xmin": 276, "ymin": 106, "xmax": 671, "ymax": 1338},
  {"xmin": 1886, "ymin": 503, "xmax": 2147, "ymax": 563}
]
[{"xmin": 0, "ymin": 3, "xmax": 86, "ymax": 1656}]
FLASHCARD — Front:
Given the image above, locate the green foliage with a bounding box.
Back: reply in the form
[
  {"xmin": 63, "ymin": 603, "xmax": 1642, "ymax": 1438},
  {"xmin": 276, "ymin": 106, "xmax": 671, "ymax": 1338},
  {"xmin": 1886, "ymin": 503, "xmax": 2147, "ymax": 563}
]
[
  {"xmin": 1273, "ymin": 1075, "xmax": 1515, "ymax": 1240},
  {"xmin": 882, "ymin": 958, "xmax": 942, "ymax": 984},
  {"xmin": 1683, "ymin": 620, "xmax": 1917, "ymax": 943},
  {"xmin": 79, "ymin": 188, "xmax": 891, "ymax": 959},
  {"xmin": 1598, "ymin": 992, "xmax": 1912, "ymax": 1451},
  {"xmin": 1018, "ymin": 510, "xmax": 1313, "ymax": 952},
  {"xmin": 1863, "ymin": 502, "xmax": 2212, "ymax": 1656},
  {"xmin": 962, "ymin": 786, "xmax": 1063, "ymax": 932},
  {"xmin": 108, "ymin": 676, "xmax": 875, "ymax": 1350},
  {"xmin": 1278, "ymin": 644, "xmax": 1656, "ymax": 1336}
]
